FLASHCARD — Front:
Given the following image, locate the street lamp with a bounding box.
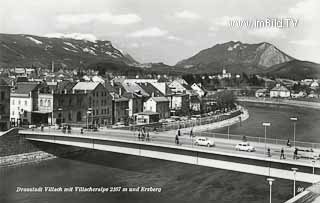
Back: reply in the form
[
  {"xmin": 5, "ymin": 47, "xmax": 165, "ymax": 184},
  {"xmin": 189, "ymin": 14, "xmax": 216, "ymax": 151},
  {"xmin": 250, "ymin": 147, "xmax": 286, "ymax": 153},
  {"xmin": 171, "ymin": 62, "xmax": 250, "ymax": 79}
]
[
  {"xmin": 87, "ymin": 108, "xmax": 92, "ymax": 130},
  {"xmin": 263, "ymin": 122, "xmax": 271, "ymax": 156},
  {"xmin": 57, "ymin": 107, "xmax": 63, "ymax": 127},
  {"xmin": 290, "ymin": 117, "xmax": 298, "ymax": 148},
  {"xmin": 312, "ymin": 159, "xmax": 316, "ymax": 180},
  {"xmin": 267, "ymin": 178, "xmax": 275, "ymax": 203},
  {"xmin": 291, "ymin": 167, "xmax": 298, "ymax": 197}
]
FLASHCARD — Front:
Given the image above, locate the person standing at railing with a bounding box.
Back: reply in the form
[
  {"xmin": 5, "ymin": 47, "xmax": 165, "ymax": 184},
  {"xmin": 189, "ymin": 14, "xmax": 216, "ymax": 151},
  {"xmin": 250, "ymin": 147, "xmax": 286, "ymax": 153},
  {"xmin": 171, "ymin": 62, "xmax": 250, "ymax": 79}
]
[
  {"xmin": 280, "ymin": 148, "xmax": 285, "ymax": 159},
  {"xmin": 293, "ymin": 148, "xmax": 298, "ymax": 159},
  {"xmin": 287, "ymin": 139, "xmax": 291, "ymax": 147}
]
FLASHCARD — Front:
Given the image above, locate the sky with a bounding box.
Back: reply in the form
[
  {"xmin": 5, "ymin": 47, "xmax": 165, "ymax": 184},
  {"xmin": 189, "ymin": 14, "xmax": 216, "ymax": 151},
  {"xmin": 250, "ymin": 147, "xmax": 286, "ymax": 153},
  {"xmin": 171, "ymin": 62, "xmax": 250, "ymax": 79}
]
[{"xmin": 0, "ymin": 0, "xmax": 319, "ymax": 65}]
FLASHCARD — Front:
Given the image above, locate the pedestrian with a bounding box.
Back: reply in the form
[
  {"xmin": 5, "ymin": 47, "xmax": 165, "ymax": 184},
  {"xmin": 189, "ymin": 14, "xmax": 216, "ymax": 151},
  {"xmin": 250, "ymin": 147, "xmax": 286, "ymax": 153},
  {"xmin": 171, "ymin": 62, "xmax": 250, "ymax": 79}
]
[
  {"xmin": 175, "ymin": 134, "xmax": 179, "ymax": 145},
  {"xmin": 190, "ymin": 128, "xmax": 193, "ymax": 138},
  {"xmin": 178, "ymin": 128, "xmax": 181, "ymax": 137},
  {"xmin": 138, "ymin": 129, "xmax": 141, "ymax": 141},
  {"xmin": 146, "ymin": 131, "xmax": 150, "ymax": 141},
  {"xmin": 293, "ymin": 148, "xmax": 298, "ymax": 160},
  {"xmin": 287, "ymin": 139, "xmax": 291, "ymax": 147},
  {"xmin": 267, "ymin": 147, "xmax": 271, "ymax": 157},
  {"xmin": 280, "ymin": 148, "xmax": 285, "ymax": 159}
]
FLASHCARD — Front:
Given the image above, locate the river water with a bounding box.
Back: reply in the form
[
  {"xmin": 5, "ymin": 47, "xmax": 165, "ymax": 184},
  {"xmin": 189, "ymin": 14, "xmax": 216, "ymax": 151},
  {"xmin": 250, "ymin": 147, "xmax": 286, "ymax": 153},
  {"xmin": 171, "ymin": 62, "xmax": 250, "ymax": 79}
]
[{"xmin": 0, "ymin": 103, "xmax": 317, "ymax": 203}]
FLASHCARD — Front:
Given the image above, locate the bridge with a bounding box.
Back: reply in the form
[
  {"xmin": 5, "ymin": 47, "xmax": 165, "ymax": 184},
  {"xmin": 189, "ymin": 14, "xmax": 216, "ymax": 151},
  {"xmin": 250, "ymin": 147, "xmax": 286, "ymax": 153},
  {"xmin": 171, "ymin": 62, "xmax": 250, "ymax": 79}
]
[{"xmin": 20, "ymin": 128, "xmax": 320, "ymax": 184}]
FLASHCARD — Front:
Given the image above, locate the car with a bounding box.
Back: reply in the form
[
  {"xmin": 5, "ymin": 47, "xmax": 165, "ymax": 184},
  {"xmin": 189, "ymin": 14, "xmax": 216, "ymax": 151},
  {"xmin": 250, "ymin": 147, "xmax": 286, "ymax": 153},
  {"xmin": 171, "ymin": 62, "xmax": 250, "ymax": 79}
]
[
  {"xmin": 235, "ymin": 142, "xmax": 255, "ymax": 152},
  {"xmin": 296, "ymin": 148, "xmax": 320, "ymax": 160},
  {"xmin": 194, "ymin": 137, "xmax": 215, "ymax": 147}
]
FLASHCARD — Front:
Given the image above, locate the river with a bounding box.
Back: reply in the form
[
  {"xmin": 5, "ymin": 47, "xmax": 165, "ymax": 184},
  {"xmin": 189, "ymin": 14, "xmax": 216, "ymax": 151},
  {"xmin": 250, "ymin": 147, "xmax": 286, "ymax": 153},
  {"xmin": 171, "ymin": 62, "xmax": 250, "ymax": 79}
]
[{"xmin": 0, "ymin": 102, "xmax": 316, "ymax": 203}]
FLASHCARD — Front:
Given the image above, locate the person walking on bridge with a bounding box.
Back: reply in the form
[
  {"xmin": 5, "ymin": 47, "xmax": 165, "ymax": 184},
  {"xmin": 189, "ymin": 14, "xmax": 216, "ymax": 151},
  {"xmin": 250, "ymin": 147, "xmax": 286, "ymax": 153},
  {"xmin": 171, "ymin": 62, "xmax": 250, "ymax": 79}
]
[
  {"xmin": 175, "ymin": 134, "xmax": 179, "ymax": 145},
  {"xmin": 280, "ymin": 148, "xmax": 285, "ymax": 159},
  {"xmin": 293, "ymin": 148, "xmax": 298, "ymax": 159}
]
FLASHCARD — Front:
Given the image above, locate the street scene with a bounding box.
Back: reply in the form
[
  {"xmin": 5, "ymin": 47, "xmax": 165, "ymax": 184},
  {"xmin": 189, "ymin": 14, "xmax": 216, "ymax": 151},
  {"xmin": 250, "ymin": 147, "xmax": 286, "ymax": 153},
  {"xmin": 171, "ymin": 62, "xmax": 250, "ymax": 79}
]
[{"xmin": 1, "ymin": 0, "xmax": 320, "ymax": 203}]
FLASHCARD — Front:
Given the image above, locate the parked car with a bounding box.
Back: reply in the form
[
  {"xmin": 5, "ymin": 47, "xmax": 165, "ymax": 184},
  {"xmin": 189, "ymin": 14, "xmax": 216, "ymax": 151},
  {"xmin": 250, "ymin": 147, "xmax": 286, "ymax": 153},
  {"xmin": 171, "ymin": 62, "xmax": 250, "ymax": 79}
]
[
  {"xmin": 235, "ymin": 142, "xmax": 255, "ymax": 152},
  {"xmin": 297, "ymin": 148, "xmax": 320, "ymax": 160},
  {"xmin": 194, "ymin": 137, "xmax": 215, "ymax": 147}
]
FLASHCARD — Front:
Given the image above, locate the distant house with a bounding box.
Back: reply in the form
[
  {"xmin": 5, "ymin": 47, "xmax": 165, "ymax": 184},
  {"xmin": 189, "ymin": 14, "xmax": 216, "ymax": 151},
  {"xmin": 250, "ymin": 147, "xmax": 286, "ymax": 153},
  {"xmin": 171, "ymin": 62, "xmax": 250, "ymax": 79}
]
[
  {"xmin": 191, "ymin": 83, "xmax": 206, "ymax": 97},
  {"xmin": 255, "ymin": 89, "xmax": 269, "ymax": 97},
  {"xmin": 270, "ymin": 84, "xmax": 290, "ymax": 98},
  {"xmin": 134, "ymin": 111, "xmax": 160, "ymax": 124},
  {"xmin": 291, "ymin": 91, "xmax": 307, "ymax": 98},
  {"xmin": 310, "ymin": 81, "xmax": 319, "ymax": 89},
  {"xmin": 143, "ymin": 97, "xmax": 170, "ymax": 119},
  {"xmin": 190, "ymin": 95, "xmax": 201, "ymax": 113}
]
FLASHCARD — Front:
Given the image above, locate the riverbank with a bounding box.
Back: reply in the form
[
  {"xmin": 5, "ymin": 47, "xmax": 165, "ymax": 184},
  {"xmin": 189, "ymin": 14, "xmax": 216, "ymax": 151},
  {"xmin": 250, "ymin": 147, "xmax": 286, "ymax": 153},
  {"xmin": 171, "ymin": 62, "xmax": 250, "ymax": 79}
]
[
  {"xmin": 237, "ymin": 96, "xmax": 320, "ymax": 109},
  {"xmin": 0, "ymin": 151, "xmax": 56, "ymax": 168},
  {"xmin": 165, "ymin": 108, "xmax": 249, "ymax": 135}
]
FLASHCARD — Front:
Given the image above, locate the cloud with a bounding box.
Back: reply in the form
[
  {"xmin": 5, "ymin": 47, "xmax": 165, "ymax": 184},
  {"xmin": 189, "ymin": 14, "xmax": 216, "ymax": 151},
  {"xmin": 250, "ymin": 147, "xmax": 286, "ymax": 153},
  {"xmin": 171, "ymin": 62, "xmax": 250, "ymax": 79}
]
[
  {"xmin": 174, "ymin": 10, "xmax": 201, "ymax": 20},
  {"xmin": 289, "ymin": 0, "xmax": 319, "ymax": 21},
  {"xmin": 44, "ymin": 33, "xmax": 98, "ymax": 42},
  {"xmin": 213, "ymin": 16, "xmax": 243, "ymax": 27},
  {"xmin": 248, "ymin": 27, "xmax": 286, "ymax": 39},
  {"xmin": 167, "ymin": 35, "xmax": 182, "ymax": 41},
  {"xmin": 289, "ymin": 39, "xmax": 320, "ymax": 47},
  {"xmin": 128, "ymin": 27, "xmax": 168, "ymax": 38},
  {"xmin": 56, "ymin": 12, "xmax": 142, "ymax": 25}
]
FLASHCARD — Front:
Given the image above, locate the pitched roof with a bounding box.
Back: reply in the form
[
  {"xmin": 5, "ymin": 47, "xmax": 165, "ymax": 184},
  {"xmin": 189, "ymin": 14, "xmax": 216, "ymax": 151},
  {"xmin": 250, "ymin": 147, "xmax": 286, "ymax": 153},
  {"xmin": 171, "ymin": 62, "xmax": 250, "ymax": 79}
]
[
  {"xmin": 138, "ymin": 82, "xmax": 164, "ymax": 97},
  {"xmin": 271, "ymin": 85, "xmax": 289, "ymax": 92},
  {"xmin": 13, "ymin": 82, "xmax": 39, "ymax": 94},
  {"xmin": 0, "ymin": 78, "xmax": 9, "ymax": 86},
  {"xmin": 73, "ymin": 82, "xmax": 100, "ymax": 91},
  {"xmin": 150, "ymin": 97, "xmax": 169, "ymax": 102},
  {"xmin": 121, "ymin": 82, "xmax": 149, "ymax": 97}
]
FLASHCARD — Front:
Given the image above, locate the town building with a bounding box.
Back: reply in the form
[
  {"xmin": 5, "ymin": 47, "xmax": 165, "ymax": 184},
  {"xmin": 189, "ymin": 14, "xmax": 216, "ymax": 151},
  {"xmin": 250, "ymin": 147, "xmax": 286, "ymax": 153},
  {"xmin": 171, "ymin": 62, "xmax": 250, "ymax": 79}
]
[
  {"xmin": 168, "ymin": 94, "xmax": 190, "ymax": 116},
  {"xmin": 112, "ymin": 96, "xmax": 129, "ymax": 125},
  {"xmin": 270, "ymin": 84, "xmax": 290, "ymax": 98},
  {"xmin": 255, "ymin": 89, "xmax": 269, "ymax": 97},
  {"xmin": 134, "ymin": 111, "xmax": 160, "ymax": 124},
  {"xmin": 143, "ymin": 97, "xmax": 170, "ymax": 119},
  {"xmin": 72, "ymin": 82, "xmax": 113, "ymax": 126},
  {"xmin": 191, "ymin": 83, "xmax": 206, "ymax": 97},
  {"xmin": 0, "ymin": 79, "xmax": 11, "ymax": 130},
  {"xmin": 10, "ymin": 82, "xmax": 40, "ymax": 126}
]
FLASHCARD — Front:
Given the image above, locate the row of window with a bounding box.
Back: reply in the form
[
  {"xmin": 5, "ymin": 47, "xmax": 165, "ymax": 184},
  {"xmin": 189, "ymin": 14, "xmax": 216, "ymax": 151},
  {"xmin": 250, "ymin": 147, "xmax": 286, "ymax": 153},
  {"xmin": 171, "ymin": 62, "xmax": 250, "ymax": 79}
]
[
  {"xmin": 11, "ymin": 99, "xmax": 28, "ymax": 106},
  {"xmin": 91, "ymin": 108, "xmax": 110, "ymax": 116},
  {"xmin": 92, "ymin": 91, "xmax": 109, "ymax": 97},
  {"xmin": 39, "ymin": 99, "xmax": 52, "ymax": 107}
]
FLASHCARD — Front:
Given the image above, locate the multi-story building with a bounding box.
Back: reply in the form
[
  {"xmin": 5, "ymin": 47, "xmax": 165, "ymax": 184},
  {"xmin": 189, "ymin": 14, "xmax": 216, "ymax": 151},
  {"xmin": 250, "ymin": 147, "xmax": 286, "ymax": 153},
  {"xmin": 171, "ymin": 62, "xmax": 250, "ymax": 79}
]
[
  {"xmin": 112, "ymin": 96, "xmax": 129, "ymax": 124},
  {"xmin": 0, "ymin": 78, "xmax": 11, "ymax": 130},
  {"xmin": 143, "ymin": 97, "xmax": 170, "ymax": 119},
  {"xmin": 10, "ymin": 82, "xmax": 40, "ymax": 126},
  {"xmin": 168, "ymin": 94, "xmax": 190, "ymax": 116},
  {"xmin": 72, "ymin": 82, "xmax": 113, "ymax": 126}
]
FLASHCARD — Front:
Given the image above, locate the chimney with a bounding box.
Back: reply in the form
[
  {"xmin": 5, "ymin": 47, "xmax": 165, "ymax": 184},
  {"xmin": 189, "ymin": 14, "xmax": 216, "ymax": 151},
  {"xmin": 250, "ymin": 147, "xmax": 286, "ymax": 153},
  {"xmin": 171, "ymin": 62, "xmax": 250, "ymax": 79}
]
[
  {"xmin": 119, "ymin": 88, "xmax": 122, "ymax": 96},
  {"xmin": 51, "ymin": 61, "xmax": 55, "ymax": 73}
]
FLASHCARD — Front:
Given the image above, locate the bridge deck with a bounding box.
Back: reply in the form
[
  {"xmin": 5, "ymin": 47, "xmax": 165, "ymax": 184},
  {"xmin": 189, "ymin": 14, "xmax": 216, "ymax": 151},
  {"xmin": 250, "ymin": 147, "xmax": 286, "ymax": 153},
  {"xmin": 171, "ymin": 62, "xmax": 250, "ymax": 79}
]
[{"xmin": 20, "ymin": 129, "xmax": 320, "ymax": 183}]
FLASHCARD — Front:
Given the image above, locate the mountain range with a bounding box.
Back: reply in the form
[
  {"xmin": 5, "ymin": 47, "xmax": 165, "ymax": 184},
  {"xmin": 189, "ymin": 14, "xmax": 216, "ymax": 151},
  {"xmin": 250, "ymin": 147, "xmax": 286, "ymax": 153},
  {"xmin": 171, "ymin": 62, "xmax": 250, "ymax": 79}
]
[
  {"xmin": 0, "ymin": 33, "xmax": 138, "ymax": 70},
  {"xmin": 0, "ymin": 33, "xmax": 320, "ymax": 80}
]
